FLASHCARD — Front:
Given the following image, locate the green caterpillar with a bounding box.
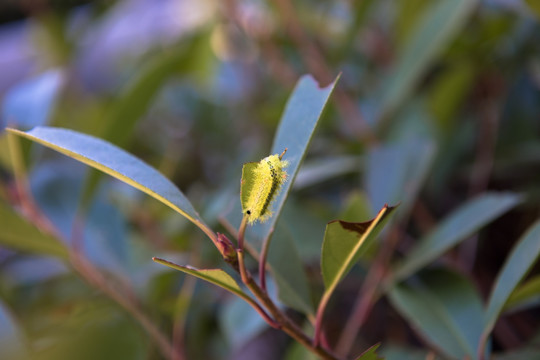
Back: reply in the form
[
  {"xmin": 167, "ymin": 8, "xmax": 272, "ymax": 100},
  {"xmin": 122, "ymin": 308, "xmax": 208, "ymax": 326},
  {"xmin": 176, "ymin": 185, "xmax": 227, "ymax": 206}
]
[{"xmin": 244, "ymin": 150, "xmax": 288, "ymax": 224}]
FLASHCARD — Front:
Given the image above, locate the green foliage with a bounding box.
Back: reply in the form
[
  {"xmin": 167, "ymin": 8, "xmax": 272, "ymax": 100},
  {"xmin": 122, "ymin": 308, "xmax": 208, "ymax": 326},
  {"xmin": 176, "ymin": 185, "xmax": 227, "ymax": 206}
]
[
  {"xmin": 392, "ymin": 193, "xmax": 522, "ymax": 283},
  {"xmin": 484, "ymin": 221, "xmax": 540, "ymax": 337},
  {"xmin": 389, "ymin": 269, "xmax": 484, "ymax": 359},
  {"xmin": 321, "ymin": 206, "xmax": 397, "ymax": 291},
  {"xmin": 2, "ymin": 1, "xmax": 540, "ymax": 359},
  {"xmin": 7, "ymin": 127, "xmax": 212, "ymax": 237}
]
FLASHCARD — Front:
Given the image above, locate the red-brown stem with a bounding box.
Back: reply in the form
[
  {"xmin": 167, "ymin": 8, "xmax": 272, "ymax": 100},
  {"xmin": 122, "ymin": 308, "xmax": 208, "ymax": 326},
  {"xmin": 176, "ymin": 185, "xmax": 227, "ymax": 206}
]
[
  {"xmin": 258, "ymin": 231, "xmax": 273, "ymax": 291},
  {"xmin": 237, "ymin": 215, "xmax": 248, "ymax": 251},
  {"xmin": 244, "ymin": 274, "xmax": 339, "ymax": 360},
  {"xmin": 233, "ymin": 220, "xmax": 339, "ymax": 359},
  {"xmin": 236, "ymin": 250, "xmax": 280, "ymax": 329}
]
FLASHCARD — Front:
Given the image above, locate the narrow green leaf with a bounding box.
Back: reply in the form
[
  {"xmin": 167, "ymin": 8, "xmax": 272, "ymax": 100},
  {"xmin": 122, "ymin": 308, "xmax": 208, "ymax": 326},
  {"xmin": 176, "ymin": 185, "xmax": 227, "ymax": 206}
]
[
  {"xmin": 484, "ymin": 220, "xmax": 540, "ymax": 336},
  {"xmin": 1, "ymin": 68, "xmax": 63, "ymax": 128},
  {"xmin": 388, "ymin": 269, "xmax": 484, "ymax": 360},
  {"xmin": 247, "ymin": 74, "xmax": 339, "ymax": 244},
  {"xmin": 293, "ymin": 155, "xmax": 361, "ymax": 190},
  {"xmin": 0, "ymin": 200, "xmax": 68, "ymax": 259},
  {"xmin": 366, "ymin": 137, "xmax": 435, "ymax": 217},
  {"xmin": 392, "ymin": 192, "xmax": 521, "ymax": 283},
  {"xmin": 505, "ymin": 274, "xmax": 540, "ymax": 312},
  {"xmin": 232, "ymin": 75, "xmax": 338, "ymax": 318},
  {"xmin": 355, "ymin": 343, "xmax": 383, "ymax": 360},
  {"xmin": 377, "ymin": 0, "xmax": 478, "ymax": 119},
  {"xmin": 7, "ymin": 127, "xmax": 213, "ymax": 239},
  {"xmin": 322, "ymin": 204, "xmax": 398, "ymax": 290},
  {"xmin": 269, "ymin": 221, "xmax": 314, "ymax": 315},
  {"xmin": 152, "ymin": 257, "xmax": 247, "ymax": 298}
]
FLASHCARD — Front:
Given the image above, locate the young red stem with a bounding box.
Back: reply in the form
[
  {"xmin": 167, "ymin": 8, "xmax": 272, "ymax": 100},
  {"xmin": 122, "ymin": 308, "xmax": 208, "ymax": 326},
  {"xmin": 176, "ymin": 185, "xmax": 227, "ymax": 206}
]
[
  {"xmin": 237, "ymin": 215, "xmax": 248, "ymax": 251},
  {"xmin": 258, "ymin": 234, "xmax": 271, "ymax": 291}
]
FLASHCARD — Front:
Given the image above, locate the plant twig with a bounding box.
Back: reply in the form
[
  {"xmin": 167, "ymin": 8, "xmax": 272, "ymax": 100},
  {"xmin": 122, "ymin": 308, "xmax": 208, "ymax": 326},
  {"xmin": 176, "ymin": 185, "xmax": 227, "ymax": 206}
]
[
  {"xmin": 335, "ymin": 226, "xmax": 402, "ymax": 357},
  {"xmin": 233, "ymin": 215, "xmax": 340, "ymax": 359},
  {"xmin": 244, "ymin": 271, "xmax": 340, "ymax": 360},
  {"xmin": 258, "ymin": 227, "xmax": 275, "ymax": 291}
]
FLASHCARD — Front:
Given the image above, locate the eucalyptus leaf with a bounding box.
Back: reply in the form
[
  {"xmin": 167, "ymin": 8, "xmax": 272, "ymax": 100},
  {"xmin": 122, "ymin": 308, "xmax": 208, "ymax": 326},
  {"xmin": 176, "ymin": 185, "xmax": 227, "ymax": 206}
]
[
  {"xmin": 392, "ymin": 192, "xmax": 522, "ymax": 283},
  {"xmin": 322, "ymin": 205, "xmax": 397, "ymax": 291},
  {"xmin": 366, "ymin": 137, "xmax": 435, "ymax": 217},
  {"xmin": 484, "ymin": 220, "xmax": 540, "ymax": 337},
  {"xmin": 1, "ymin": 69, "xmax": 64, "ymax": 129},
  {"xmin": 505, "ymin": 274, "xmax": 540, "ymax": 312},
  {"xmin": 316, "ymin": 204, "xmax": 397, "ymax": 337},
  {"xmin": 7, "ymin": 127, "xmax": 213, "ymax": 239},
  {"xmin": 152, "ymin": 257, "xmax": 249, "ymax": 300},
  {"xmin": 246, "ymin": 74, "xmax": 339, "ymax": 245},
  {"xmin": 269, "ymin": 221, "xmax": 314, "ymax": 315},
  {"xmin": 388, "ymin": 269, "xmax": 484, "ymax": 360}
]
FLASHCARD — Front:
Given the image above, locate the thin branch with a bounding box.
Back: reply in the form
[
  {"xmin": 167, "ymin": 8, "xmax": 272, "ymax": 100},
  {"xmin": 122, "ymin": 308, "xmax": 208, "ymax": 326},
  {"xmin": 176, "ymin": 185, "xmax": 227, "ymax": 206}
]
[{"xmin": 335, "ymin": 226, "xmax": 402, "ymax": 357}]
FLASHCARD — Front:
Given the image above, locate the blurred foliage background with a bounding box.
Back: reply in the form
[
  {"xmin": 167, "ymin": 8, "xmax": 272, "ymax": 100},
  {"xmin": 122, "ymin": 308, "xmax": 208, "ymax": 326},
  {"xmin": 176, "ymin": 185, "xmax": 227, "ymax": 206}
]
[{"xmin": 1, "ymin": 0, "xmax": 540, "ymax": 359}]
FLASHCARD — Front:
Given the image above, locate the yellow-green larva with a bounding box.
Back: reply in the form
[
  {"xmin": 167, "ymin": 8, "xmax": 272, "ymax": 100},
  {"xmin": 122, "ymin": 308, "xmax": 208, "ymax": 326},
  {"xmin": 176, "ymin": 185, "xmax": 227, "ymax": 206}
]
[{"xmin": 244, "ymin": 151, "xmax": 288, "ymax": 224}]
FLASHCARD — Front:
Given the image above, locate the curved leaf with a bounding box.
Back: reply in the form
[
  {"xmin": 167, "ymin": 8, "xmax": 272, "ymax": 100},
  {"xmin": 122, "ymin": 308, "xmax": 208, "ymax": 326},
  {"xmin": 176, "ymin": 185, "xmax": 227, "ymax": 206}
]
[
  {"xmin": 269, "ymin": 221, "xmax": 314, "ymax": 315},
  {"xmin": 366, "ymin": 137, "xmax": 435, "ymax": 217},
  {"xmin": 388, "ymin": 269, "xmax": 484, "ymax": 360},
  {"xmin": 483, "ymin": 220, "xmax": 540, "ymax": 336},
  {"xmin": 247, "ymin": 74, "xmax": 339, "ymax": 244},
  {"xmin": 322, "ymin": 204, "xmax": 397, "ymax": 290},
  {"xmin": 392, "ymin": 192, "xmax": 521, "ymax": 283},
  {"xmin": 230, "ymin": 75, "xmax": 338, "ymax": 318},
  {"xmin": 152, "ymin": 257, "xmax": 267, "ymax": 320},
  {"xmin": 152, "ymin": 257, "xmax": 246, "ymax": 298},
  {"xmin": 2, "ymin": 69, "xmax": 64, "ymax": 129},
  {"xmin": 316, "ymin": 204, "xmax": 397, "ymax": 341},
  {"xmin": 7, "ymin": 127, "xmax": 213, "ymax": 238},
  {"xmin": 505, "ymin": 274, "xmax": 540, "ymax": 312}
]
